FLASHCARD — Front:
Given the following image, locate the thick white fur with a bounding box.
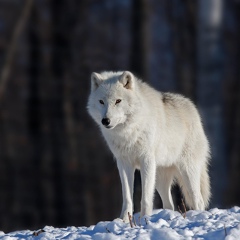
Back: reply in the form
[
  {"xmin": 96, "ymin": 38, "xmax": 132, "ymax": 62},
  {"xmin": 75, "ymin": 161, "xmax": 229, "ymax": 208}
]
[{"xmin": 87, "ymin": 71, "xmax": 211, "ymax": 222}]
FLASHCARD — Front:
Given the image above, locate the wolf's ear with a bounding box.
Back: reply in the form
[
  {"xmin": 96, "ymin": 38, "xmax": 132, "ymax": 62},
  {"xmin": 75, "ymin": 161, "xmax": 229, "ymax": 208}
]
[
  {"xmin": 91, "ymin": 72, "xmax": 102, "ymax": 91},
  {"xmin": 119, "ymin": 71, "xmax": 134, "ymax": 90}
]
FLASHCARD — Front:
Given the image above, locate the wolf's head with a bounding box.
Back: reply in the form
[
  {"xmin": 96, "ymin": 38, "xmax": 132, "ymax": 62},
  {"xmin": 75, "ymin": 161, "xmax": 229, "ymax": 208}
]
[{"xmin": 87, "ymin": 71, "xmax": 140, "ymax": 130}]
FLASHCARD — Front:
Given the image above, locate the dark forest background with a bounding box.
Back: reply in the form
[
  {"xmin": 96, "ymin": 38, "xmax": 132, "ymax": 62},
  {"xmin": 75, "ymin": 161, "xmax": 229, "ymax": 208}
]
[{"xmin": 0, "ymin": 0, "xmax": 240, "ymax": 233}]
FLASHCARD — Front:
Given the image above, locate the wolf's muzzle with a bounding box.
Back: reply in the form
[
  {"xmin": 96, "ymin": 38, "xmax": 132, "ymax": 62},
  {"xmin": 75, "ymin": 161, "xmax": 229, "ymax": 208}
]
[{"xmin": 102, "ymin": 118, "xmax": 110, "ymax": 127}]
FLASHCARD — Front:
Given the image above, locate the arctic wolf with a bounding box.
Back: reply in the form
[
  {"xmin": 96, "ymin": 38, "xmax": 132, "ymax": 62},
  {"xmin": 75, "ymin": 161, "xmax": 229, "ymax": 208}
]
[{"xmin": 87, "ymin": 71, "xmax": 210, "ymax": 222}]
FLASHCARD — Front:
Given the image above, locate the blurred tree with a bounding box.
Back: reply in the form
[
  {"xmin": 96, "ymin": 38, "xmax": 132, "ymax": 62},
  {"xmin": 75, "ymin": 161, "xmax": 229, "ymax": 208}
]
[
  {"xmin": 225, "ymin": 0, "xmax": 240, "ymax": 207},
  {"xmin": 28, "ymin": 0, "xmax": 44, "ymax": 226},
  {"xmin": 130, "ymin": 0, "xmax": 150, "ymax": 81},
  {"xmin": 197, "ymin": 0, "xmax": 226, "ymax": 207}
]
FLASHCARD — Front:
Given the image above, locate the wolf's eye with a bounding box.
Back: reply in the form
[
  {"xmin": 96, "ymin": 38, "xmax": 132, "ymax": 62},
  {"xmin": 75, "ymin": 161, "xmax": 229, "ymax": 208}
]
[
  {"xmin": 99, "ymin": 100, "xmax": 104, "ymax": 105},
  {"xmin": 115, "ymin": 99, "xmax": 122, "ymax": 105}
]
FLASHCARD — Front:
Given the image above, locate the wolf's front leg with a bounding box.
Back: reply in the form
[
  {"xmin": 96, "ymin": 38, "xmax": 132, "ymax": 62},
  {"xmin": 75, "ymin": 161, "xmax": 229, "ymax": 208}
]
[
  {"xmin": 140, "ymin": 157, "xmax": 156, "ymax": 217},
  {"xmin": 117, "ymin": 160, "xmax": 134, "ymax": 222}
]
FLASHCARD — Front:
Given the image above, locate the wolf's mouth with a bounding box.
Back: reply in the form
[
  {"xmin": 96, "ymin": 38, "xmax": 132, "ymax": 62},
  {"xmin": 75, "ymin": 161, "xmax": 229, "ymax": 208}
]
[{"xmin": 105, "ymin": 125, "xmax": 114, "ymax": 129}]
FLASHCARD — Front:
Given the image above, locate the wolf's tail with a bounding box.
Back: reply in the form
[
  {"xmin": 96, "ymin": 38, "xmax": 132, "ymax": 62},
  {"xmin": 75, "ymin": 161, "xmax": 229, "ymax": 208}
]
[
  {"xmin": 200, "ymin": 163, "xmax": 211, "ymax": 209},
  {"xmin": 177, "ymin": 163, "xmax": 211, "ymax": 210}
]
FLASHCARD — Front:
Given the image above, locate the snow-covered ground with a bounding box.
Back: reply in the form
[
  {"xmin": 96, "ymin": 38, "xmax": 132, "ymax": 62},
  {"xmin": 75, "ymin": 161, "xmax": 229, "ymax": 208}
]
[{"xmin": 1, "ymin": 207, "xmax": 240, "ymax": 239}]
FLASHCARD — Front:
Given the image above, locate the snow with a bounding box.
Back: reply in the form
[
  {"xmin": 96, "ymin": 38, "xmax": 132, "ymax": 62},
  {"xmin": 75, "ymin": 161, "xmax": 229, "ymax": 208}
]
[{"xmin": 1, "ymin": 207, "xmax": 240, "ymax": 239}]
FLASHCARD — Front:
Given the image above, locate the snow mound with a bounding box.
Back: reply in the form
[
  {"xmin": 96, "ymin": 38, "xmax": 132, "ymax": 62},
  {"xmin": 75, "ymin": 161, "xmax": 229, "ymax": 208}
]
[{"xmin": 1, "ymin": 207, "xmax": 240, "ymax": 239}]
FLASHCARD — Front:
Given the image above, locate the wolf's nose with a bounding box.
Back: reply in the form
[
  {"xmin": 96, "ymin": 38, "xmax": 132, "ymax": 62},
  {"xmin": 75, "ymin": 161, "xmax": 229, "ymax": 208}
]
[{"xmin": 102, "ymin": 118, "xmax": 110, "ymax": 126}]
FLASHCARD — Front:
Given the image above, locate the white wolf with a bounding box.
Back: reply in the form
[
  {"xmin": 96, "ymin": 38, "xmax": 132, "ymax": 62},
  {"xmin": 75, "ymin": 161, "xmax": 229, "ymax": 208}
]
[{"xmin": 87, "ymin": 71, "xmax": 210, "ymax": 222}]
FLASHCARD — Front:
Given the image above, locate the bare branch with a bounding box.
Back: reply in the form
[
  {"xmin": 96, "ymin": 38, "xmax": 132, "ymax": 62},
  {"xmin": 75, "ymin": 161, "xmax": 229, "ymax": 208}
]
[
  {"xmin": 33, "ymin": 229, "xmax": 45, "ymax": 236},
  {"xmin": 178, "ymin": 198, "xmax": 187, "ymax": 218},
  {"xmin": 128, "ymin": 212, "xmax": 134, "ymax": 228},
  {"xmin": 181, "ymin": 198, "xmax": 187, "ymax": 218}
]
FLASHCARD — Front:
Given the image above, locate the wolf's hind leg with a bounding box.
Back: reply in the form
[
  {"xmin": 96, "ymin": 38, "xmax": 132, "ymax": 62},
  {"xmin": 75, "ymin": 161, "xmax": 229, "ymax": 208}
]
[{"xmin": 156, "ymin": 166, "xmax": 175, "ymax": 210}]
